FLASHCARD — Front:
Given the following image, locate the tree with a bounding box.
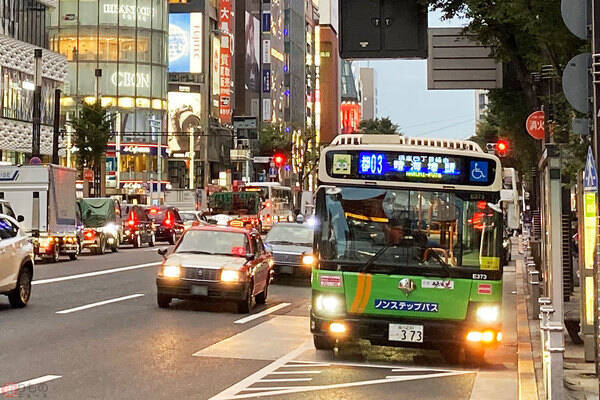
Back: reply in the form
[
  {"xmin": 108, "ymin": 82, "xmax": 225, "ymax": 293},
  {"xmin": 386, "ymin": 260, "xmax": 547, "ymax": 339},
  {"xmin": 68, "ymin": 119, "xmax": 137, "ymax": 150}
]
[
  {"xmin": 358, "ymin": 117, "xmax": 401, "ymax": 134},
  {"xmin": 258, "ymin": 123, "xmax": 292, "ymax": 157},
  {"xmin": 292, "ymin": 129, "xmax": 320, "ymax": 190},
  {"xmin": 72, "ymin": 101, "xmax": 114, "ymax": 196}
]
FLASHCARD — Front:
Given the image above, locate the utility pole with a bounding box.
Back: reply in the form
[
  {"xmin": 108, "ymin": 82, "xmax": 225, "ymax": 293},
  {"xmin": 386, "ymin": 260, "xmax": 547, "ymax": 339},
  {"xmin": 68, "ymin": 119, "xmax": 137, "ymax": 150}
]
[{"xmin": 32, "ymin": 48, "xmax": 42, "ymax": 159}]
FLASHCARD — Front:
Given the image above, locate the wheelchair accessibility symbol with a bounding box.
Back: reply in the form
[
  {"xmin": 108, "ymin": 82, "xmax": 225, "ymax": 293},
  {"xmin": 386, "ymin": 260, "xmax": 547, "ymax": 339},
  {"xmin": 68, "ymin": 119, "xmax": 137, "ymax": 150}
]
[{"xmin": 469, "ymin": 161, "xmax": 488, "ymax": 183}]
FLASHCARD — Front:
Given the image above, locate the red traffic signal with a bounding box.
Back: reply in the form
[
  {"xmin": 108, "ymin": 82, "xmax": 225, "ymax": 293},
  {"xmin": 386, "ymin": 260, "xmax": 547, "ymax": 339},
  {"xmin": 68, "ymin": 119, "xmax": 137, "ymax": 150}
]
[
  {"xmin": 495, "ymin": 140, "xmax": 509, "ymax": 158},
  {"xmin": 273, "ymin": 153, "xmax": 286, "ymax": 167}
]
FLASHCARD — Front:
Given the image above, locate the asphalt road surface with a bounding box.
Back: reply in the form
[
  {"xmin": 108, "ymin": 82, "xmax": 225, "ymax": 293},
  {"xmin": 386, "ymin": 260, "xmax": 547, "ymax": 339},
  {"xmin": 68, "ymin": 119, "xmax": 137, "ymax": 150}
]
[{"xmin": 0, "ymin": 244, "xmax": 519, "ymax": 399}]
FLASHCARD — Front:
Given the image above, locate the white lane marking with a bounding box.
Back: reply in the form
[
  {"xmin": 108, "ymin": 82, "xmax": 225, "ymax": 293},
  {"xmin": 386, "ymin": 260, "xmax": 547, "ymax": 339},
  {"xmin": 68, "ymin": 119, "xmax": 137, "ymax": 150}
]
[
  {"xmin": 33, "ymin": 262, "xmax": 160, "ymax": 285},
  {"xmin": 259, "ymin": 378, "xmax": 312, "ymax": 383},
  {"xmin": 208, "ymin": 340, "xmax": 313, "ymax": 400},
  {"xmin": 56, "ymin": 294, "xmax": 145, "ymax": 314},
  {"xmin": 238, "ymin": 387, "xmax": 303, "ymax": 392},
  {"xmin": 226, "ymin": 372, "xmax": 473, "ymax": 399},
  {"xmin": 286, "ymin": 360, "xmax": 325, "ymax": 364},
  {"xmin": 269, "ymin": 371, "xmax": 322, "ymax": 375},
  {"xmin": 281, "ymin": 363, "xmax": 330, "ymax": 368},
  {"xmin": 233, "ymin": 303, "xmax": 291, "ymax": 324},
  {"xmin": 0, "ymin": 375, "xmax": 62, "ymax": 394}
]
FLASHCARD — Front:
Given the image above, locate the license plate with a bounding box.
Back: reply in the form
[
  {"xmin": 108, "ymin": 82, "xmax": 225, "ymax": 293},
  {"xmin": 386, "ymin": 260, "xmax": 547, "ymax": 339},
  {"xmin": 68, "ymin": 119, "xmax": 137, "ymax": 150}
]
[
  {"xmin": 279, "ymin": 265, "xmax": 293, "ymax": 274},
  {"xmin": 190, "ymin": 285, "xmax": 208, "ymax": 296},
  {"xmin": 389, "ymin": 324, "xmax": 424, "ymax": 343}
]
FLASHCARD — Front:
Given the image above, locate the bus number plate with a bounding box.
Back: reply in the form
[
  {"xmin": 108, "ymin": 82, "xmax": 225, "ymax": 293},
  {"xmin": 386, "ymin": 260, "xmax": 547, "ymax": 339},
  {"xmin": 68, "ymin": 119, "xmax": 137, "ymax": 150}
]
[{"xmin": 389, "ymin": 324, "xmax": 423, "ymax": 343}]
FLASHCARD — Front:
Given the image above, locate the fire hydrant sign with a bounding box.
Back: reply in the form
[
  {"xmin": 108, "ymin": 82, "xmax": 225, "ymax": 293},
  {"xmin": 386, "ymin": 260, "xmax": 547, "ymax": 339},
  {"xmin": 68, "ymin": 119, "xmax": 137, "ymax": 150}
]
[
  {"xmin": 83, "ymin": 168, "xmax": 94, "ymax": 182},
  {"xmin": 525, "ymin": 110, "xmax": 545, "ymax": 140}
]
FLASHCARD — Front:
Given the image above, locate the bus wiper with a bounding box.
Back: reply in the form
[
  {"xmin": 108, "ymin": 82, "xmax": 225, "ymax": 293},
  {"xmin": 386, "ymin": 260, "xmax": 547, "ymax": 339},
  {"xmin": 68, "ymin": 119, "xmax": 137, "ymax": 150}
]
[
  {"xmin": 361, "ymin": 244, "xmax": 399, "ymax": 273},
  {"xmin": 427, "ymin": 252, "xmax": 451, "ymax": 277}
]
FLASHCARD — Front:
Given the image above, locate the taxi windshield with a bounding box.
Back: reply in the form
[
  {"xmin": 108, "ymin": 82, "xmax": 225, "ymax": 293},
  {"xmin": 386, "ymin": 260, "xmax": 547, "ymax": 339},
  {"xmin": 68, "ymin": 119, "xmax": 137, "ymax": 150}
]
[
  {"xmin": 316, "ymin": 187, "xmax": 502, "ymax": 276},
  {"xmin": 175, "ymin": 230, "xmax": 249, "ymax": 257}
]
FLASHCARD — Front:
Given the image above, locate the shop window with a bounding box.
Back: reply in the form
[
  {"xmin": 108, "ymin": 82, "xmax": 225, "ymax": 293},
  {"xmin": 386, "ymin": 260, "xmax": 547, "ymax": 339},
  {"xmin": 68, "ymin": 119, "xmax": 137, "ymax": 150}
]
[
  {"xmin": 98, "ymin": 0, "xmax": 118, "ymax": 25},
  {"xmin": 137, "ymin": 30, "xmax": 151, "ymax": 63},
  {"xmin": 60, "ymin": 0, "xmax": 78, "ymax": 27},
  {"xmin": 77, "ymin": 27, "xmax": 99, "ymax": 61},
  {"xmin": 118, "ymin": 28, "xmax": 136, "ymax": 63}
]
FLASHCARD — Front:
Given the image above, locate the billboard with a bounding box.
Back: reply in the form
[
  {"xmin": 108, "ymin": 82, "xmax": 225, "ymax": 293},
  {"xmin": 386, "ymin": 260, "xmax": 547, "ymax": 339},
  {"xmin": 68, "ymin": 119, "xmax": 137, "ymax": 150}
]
[
  {"xmin": 169, "ymin": 13, "xmax": 203, "ymax": 73},
  {"xmin": 219, "ymin": 0, "xmax": 233, "ymax": 124},
  {"xmin": 245, "ymin": 12, "xmax": 260, "ymax": 93},
  {"xmin": 167, "ymin": 91, "xmax": 202, "ymax": 153}
]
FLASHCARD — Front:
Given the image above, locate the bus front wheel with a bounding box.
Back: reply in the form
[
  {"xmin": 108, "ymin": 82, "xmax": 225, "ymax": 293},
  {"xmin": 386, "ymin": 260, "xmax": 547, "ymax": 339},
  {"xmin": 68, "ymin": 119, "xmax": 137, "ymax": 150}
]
[
  {"xmin": 313, "ymin": 335, "xmax": 334, "ymax": 351},
  {"xmin": 464, "ymin": 347, "xmax": 485, "ymax": 366}
]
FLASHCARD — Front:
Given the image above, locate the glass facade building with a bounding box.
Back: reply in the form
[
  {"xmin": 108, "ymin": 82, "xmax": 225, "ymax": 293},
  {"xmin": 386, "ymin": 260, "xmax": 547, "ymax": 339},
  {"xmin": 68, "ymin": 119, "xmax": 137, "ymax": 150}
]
[{"xmin": 48, "ymin": 0, "xmax": 169, "ymax": 198}]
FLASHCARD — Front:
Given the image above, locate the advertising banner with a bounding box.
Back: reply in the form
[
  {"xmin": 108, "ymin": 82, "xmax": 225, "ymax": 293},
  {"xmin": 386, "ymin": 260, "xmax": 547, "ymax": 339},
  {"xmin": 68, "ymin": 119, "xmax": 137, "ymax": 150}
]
[
  {"xmin": 169, "ymin": 13, "xmax": 203, "ymax": 73},
  {"xmin": 167, "ymin": 92, "xmax": 202, "ymax": 153},
  {"xmin": 245, "ymin": 12, "xmax": 260, "ymax": 92},
  {"xmin": 262, "ymin": 68, "xmax": 271, "ymax": 93},
  {"xmin": 219, "ymin": 0, "xmax": 233, "ymax": 124}
]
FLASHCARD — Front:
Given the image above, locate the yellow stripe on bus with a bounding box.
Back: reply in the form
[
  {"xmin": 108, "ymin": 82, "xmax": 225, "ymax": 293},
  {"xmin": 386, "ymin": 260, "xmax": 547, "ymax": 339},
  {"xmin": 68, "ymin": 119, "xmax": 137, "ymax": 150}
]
[
  {"xmin": 344, "ymin": 212, "xmax": 389, "ymax": 223},
  {"xmin": 358, "ymin": 274, "xmax": 372, "ymax": 313},
  {"xmin": 350, "ymin": 274, "xmax": 366, "ymax": 313}
]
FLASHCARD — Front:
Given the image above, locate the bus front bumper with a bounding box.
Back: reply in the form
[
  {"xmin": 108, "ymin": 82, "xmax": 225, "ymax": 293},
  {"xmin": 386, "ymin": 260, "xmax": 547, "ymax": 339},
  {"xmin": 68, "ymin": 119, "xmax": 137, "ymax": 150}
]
[{"xmin": 310, "ymin": 312, "xmax": 502, "ymax": 349}]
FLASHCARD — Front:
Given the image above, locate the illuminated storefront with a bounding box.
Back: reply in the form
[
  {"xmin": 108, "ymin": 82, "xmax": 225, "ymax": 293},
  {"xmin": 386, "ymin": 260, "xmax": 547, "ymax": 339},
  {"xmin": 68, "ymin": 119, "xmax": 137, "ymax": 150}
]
[{"xmin": 48, "ymin": 0, "xmax": 169, "ymax": 199}]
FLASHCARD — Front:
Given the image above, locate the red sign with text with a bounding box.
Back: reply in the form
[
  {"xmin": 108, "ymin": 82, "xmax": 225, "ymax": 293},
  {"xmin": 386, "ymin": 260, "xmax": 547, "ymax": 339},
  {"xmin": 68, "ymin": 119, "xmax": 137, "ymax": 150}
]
[
  {"xmin": 526, "ymin": 110, "xmax": 545, "ymax": 140},
  {"xmin": 219, "ymin": 0, "xmax": 232, "ymax": 124}
]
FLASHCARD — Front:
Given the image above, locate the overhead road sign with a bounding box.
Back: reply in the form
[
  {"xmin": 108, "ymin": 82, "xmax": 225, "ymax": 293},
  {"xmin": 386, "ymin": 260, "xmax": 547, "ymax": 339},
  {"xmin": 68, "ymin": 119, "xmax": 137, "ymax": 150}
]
[{"xmin": 427, "ymin": 28, "xmax": 503, "ymax": 90}]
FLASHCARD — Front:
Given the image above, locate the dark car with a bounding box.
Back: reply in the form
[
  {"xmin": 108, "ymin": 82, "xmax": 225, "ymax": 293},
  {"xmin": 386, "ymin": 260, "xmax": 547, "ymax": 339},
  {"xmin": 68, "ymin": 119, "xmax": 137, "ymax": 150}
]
[
  {"xmin": 122, "ymin": 205, "xmax": 155, "ymax": 248},
  {"xmin": 147, "ymin": 206, "xmax": 185, "ymax": 244},
  {"xmin": 264, "ymin": 223, "xmax": 314, "ymax": 276},
  {"xmin": 156, "ymin": 226, "xmax": 273, "ymax": 313}
]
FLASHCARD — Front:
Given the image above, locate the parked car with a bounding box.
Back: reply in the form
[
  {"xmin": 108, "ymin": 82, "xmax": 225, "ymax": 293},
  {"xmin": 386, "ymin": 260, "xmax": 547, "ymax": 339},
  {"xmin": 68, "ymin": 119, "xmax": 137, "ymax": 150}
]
[
  {"xmin": 179, "ymin": 211, "xmax": 209, "ymax": 230},
  {"xmin": 122, "ymin": 205, "xmax": 155, "ymax": 248},
  {"xmin": 156, "ymin": 225, "xmax": 273, "ymax": 313},
  {"xmin": 77, "ymin": 198, "xmax": 122, "ymax": 255},
  {"xmin": 147, "ymin": 206, "xmax": 185, "ymax": 244},
  {"xmin": 264, "ymin": 223, "xmax": 314, "ymax": 276},
  {"xmin": 0, "ymin": 214, "xmax": 34, "ymax": 308}
]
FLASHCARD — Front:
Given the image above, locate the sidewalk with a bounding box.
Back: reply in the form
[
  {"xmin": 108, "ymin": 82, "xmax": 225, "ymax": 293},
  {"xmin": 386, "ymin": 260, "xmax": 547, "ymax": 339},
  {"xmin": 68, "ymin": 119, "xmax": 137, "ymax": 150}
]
[{"xmin": 515, "ymin": 255, "xmax": 599, "ymax": 400}]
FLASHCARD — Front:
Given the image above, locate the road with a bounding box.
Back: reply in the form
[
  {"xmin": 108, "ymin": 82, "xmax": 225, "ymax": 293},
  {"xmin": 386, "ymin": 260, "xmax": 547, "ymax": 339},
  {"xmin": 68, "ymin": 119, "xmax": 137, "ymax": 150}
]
[{"xmin": 0, "ymin": 244, "xmax": 519, "ymax": 400}]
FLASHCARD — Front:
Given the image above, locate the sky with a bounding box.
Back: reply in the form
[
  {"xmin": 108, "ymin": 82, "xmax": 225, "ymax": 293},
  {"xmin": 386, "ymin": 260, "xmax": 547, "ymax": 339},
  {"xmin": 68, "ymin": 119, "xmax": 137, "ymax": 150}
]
[{"xmin": 358, "ymin": 11, "xmax": 475, "ymax": 139}]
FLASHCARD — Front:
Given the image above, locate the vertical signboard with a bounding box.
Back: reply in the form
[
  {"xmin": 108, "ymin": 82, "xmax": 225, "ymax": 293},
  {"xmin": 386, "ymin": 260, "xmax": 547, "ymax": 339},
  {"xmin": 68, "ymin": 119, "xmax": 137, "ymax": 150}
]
[
  {"xmin": 219, "ymin": 0, "xmax": 233, "ymax": 124},
  {"xmin": 262, "ymin": 67, "xmax": 271, "ymax": 93}
]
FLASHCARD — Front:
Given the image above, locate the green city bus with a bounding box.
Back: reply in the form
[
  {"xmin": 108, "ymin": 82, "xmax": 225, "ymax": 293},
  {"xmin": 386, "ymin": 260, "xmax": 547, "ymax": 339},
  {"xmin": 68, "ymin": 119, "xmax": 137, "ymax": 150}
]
[{"xmin": 309, "ymin": 134, "xmax": 504, "ymax": 363}]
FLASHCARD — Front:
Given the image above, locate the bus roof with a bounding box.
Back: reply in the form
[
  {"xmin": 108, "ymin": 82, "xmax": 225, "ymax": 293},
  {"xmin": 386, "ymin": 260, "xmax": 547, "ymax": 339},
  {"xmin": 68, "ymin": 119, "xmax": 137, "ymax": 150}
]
[{"xmin": 244, "ymin": 182, "xmax": 284, "ymax": 187}]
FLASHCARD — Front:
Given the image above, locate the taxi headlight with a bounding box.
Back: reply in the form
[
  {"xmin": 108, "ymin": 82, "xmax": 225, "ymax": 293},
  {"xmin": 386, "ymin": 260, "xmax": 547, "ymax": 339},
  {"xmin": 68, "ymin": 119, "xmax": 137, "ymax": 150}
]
[
  {"xmin": 302, "ymin": 254, "xmax": 315, "ymax": 266},
  {"xmin": 314, "ymin": 294, "xmax": 345, "ymax": 316},
  {"xmin": 476, "ymin": 305, "xmax": 500, "ymax": 323},
  {"xmin": 162, "ymin": 265, "xmax": 181, "ymax": 278},
  {"xmin": 221, "ymin": 270, "xmax": 240, "ymax": 282}
]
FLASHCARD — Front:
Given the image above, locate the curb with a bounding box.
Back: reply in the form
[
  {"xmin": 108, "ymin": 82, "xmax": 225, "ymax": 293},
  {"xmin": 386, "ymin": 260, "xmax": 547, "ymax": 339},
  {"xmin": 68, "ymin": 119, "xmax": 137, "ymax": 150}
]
[{"xmin": 515, "ymin": 258, "xmax": 539, "ymax": 400}]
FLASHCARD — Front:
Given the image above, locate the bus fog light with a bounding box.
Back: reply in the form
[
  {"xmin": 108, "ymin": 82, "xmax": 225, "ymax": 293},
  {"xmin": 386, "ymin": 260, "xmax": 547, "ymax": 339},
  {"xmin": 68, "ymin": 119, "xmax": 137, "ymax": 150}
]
[
  {"xmin": 476, "ymin": 305, "xmax": 500, "ymax": 323},
  {"xmin": 482, "ymin": 331, "xmax": 494, "ymax": 343},
  {"xmin": 329, "ymin": 322, "xmax": 346, "ymax": 334},
  {"xmin": 466, "ymin": 331, "xmax": 482, "ymax": 342}
]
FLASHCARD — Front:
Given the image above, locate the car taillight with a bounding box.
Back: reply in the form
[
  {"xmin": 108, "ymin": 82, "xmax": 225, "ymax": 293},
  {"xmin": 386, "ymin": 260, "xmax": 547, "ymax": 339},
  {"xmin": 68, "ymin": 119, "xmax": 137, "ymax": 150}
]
[
  {"xmin": 84, "ymin": 229, "xmax": 95, "ymax": 240},
  {"xmin": 163, "ymin": 211, "xmax": 174, "ymax": 228},
  {"xmin": 128, "ymin": 219, "xmax": 136, "ymax": 227}
]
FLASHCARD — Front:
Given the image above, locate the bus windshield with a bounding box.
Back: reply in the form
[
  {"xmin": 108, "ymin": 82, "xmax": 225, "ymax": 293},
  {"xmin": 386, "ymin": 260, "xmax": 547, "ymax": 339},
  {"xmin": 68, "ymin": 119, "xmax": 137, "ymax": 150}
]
[{"xmin": 316, "ymin": 186, "xmax": 502, "ymax": 276}]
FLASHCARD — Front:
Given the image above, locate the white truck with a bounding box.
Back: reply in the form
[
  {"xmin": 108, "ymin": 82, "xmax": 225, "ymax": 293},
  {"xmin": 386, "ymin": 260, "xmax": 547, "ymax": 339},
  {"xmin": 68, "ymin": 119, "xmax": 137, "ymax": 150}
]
[{"xmin": 0, "ymin": 164, "xmax": 79, "ymax": 262}]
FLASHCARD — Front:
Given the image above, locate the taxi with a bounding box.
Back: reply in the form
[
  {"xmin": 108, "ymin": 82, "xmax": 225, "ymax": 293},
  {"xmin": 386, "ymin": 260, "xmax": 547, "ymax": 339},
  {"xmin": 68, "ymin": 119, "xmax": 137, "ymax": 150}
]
[{"xmin": 156, "ymin": 225, "xmax": 273, "ymax": 313}]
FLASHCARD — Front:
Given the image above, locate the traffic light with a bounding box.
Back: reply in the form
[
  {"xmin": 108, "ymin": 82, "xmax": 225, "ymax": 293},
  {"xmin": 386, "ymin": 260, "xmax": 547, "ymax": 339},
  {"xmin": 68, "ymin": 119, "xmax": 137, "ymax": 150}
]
[
  {"xmin": 273, "ymin": 153, "xmax": 286, "ymax": 167},
  {"xmin": 495, "ymin": 140, "xmax": 509, "ymax": 158}
]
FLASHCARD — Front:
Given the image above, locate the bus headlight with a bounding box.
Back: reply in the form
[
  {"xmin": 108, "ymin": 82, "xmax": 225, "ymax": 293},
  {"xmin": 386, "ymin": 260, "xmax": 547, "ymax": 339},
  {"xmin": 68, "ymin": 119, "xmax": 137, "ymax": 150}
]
[
  {"xmin": 476, "ymin": 305, "xmax": 500, "ymax": 323},
  {"xmin": 162, "ymin": 265, "xmax": 181, "ymax": 278},
  {"xmin": 314, "ymin": 294, "xmax": 345, "ymax": 316}
]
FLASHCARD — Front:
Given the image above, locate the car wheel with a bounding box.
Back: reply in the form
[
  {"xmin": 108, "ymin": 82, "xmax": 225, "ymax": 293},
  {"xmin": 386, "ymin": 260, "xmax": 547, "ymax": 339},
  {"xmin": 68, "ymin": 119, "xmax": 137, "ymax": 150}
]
[
  {"xmin": 464, "ymin": 347, "xmax": 485, "ymax": 366},
  {"xmin": 168, "ymin": 232, "xmax": 176, "ymax": 245},
  {"xmin": 133, "ymin": 234, "xmax": 141, "ymax": 248},
  {"xmin": 149, "ymin": 232, "xmax": 156, "ymax": 247},
  {"xmin": 8, "ymin": 266, "xmax": 32, "ymax": 308},
  {"xmin": 440, "ymin": 347, "xmax": 462, "ymax": 365},
  {"xmin": 112, "ymin": 237, "xmax": 119, "ymax": 253},
  {"xmin": 69, "ymin": 241, "xmax": 79, "ymax": 260},
  {"xmin": 50, "ymin": 243, "xmax": 60, "ymax": 263},
  {"xmin": 157, "ymin": 293, "xmax": 171, "ymax": 308},
  {"xmin": 313, "ymin": 335, "xmax": 334, "ymax": 350},
  {"xmin": 237, "ymin": 282, "xmax": 254, "ymax": 313},
  {"xmin": 98, "ymin": 237, "xmax": 106, "ymax": 255},
  {"xmin": 255, "ymin": 278, "xmax": 268, "ymax": 304}
]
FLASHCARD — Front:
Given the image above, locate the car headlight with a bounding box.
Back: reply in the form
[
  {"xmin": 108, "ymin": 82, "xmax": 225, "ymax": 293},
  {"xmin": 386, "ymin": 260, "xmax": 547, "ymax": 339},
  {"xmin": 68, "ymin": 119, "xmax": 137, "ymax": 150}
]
[
  {"xmin": 476, "ymin": 304, "xmax": 500, "ymax": 323},
  {"xmin": 221, "ymin": 270, "xmax": 240, "ymax": 282},
  {"xmin": 302, "ymin": 254, "xmax": 315, "ymax": 266},
  {"xmin": 162, "ymin": 265, "xmax": 181, "ymax": 278},
  {"xmin": 314, "ymin": 294, "xmax": 345, "ymax": 316}
]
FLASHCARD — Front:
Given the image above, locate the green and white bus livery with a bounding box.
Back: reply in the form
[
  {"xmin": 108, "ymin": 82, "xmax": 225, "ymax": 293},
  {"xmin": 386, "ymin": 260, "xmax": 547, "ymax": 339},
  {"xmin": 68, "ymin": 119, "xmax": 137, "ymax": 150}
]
[{"xmin": 309, "ymin": 135, "xmax": 504, "ymax": 363}]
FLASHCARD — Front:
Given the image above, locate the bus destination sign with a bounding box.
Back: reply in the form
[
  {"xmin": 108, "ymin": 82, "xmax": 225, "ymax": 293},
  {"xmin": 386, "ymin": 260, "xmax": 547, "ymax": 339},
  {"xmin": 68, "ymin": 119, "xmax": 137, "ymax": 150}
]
[{"xmin": 326, "ymin": 150, "xmax": 496, "ymax": 186}]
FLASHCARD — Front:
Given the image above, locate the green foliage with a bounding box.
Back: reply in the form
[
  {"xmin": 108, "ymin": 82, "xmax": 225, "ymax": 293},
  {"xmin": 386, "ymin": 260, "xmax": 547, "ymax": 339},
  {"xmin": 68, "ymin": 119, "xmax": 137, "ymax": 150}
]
[
  {"xmin": 72, "ymin": 101, "xmax": 114, "ymax": 171},
  {"xmin": 258, "ymin": 123, "xmax": 292, "ymax": 157},
  {"xmin": 358, "ymin": 117, "xmax": 401, "ymax": 134},
  {"xmin": 430, "ymin": 0, "xmax": 587, "ymax": 186}
]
